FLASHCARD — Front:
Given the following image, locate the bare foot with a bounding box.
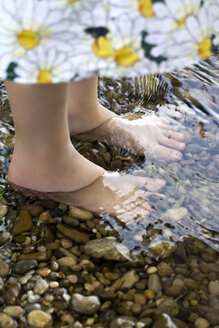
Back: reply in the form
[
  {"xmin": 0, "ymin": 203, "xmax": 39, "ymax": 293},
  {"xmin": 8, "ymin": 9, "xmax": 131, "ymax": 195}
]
[
  {"xmin": 8, "ymin": 145, "xmax": 165, "ymax": 217},
  {"xmin": 70, "ymin": 105, "xmax": 185, "ymax": 161}
]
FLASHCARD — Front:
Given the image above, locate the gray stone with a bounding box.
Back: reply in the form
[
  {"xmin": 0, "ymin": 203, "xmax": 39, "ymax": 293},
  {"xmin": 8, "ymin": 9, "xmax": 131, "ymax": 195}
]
[
  {"xmin": 84, "ymin": 237, "xmax": 131, "ymax": 261},
  {"xmin": 165, "ymin": 207, "xmax": 188, "ymax": 221},
  {"xmin": 0, "ymin": 258, "xmax": 9, "ymax": 277},
  {"xmin": 110, "ymin": 316, "xmax": 137, "ymax": 328},
  {"xmin": 0, "ymin": 205, "xmax": 8, "ymax": 217},
  {"xmin": 157, "ymin": 298, "xmax": 179, "ymax": 316},
  {"xmin": 13, "ymin": 259, "xmax": 38, "ymax": 274},
  {"xmin": 194, "ymin": 318, "xmax": 210, "ymax": 328},
  {"xmin": 148, "ymin": 274, "xmax": 162, "ymax": 293},
  {"xmin": 71, "ymin": 293, "xmax": 100, "ymax": 314},
  {"xmin": 34, "ymin": 279, "xmax": 49, "ymax": 295}
]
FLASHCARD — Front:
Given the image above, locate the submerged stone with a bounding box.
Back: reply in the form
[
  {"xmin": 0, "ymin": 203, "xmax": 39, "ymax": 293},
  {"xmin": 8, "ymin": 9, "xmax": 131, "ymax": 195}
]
[
  {"xmin": 71, "ymin": 293, "xmax": 100, "ymax": 314},
  {"xmin": 0, "ymin": 313, "xmax": 15, "ymax": 328},
  {"xmin": 11, "ymin": 210, "xmax": 32, "ymax": 235},
  {"xmin": 84, "ymin": 237, "xmax": 131, "ymax": 261},
  {"xmin": 27, "ymin": 310, "xmax": 53, "ymax": 328},
  {"xmin": 13, "ymin": 259, "xmax": 38, "ymax": 274}
]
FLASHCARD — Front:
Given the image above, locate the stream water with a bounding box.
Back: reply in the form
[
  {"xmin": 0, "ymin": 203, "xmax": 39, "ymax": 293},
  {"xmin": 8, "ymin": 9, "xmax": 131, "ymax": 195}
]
[{"xmin": 0, "ymin": 55, "xmax": 218, "ymax": 328}]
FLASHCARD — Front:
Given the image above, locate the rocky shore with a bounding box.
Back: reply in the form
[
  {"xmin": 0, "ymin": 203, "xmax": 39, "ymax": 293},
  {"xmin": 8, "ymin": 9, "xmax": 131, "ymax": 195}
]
[{"xmin": 0, "ymin": 201, "xmax": 219, "ymax": 328}]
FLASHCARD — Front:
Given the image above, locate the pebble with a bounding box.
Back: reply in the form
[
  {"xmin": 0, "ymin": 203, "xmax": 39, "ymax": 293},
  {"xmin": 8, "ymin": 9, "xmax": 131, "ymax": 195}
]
[
  {"xmin": 0, "ymin": 258, "xmax": 9, "ymax": 277},
  {"xmin": 147, "ymin": 266, "xmax": 157, "ymax": 274},
  {"xmin": 144, "ymin": 289, "xmax": 155, "ymax": 299},
  {"xmin": 131, "ymin": 303, "xmax": 142, "ymax": 314},
  {"xmin": 11, "ymin": 210, "xmax": 32, "ymax": 235},
  {"xmin": 110, "ymin": 317, "xmax": 136, "ymax": 328},
  {"xmin": 104, "ymin": 272, "xmax": 120, "ymax": 281},
  {"xmin": 18, "ymin": 251, "xmax": 49, "ymax": 261},
  {"xmin": 50, "ymin": 281, "xmax": 59, "ymax": 288},
  {"xmin": 36, "ymin": 267, "xmax": 51, "ymax": 277},
  {"xmin": 0, "ymin": 313, "xmax": 15, "ymax": 328},
  {"xmin": 22, "ymin": 205, "xmax": 44, "ymax": 217},
  {"xmin": 13, "ymin": 259, "xmax": 38, "ymax": 274},
  {"xmin": 69, "ymin": 205, "xmax": 93, "ymax": 221},
  {"xmin": 61, "ymin": 238, "xmax": 73, "ymax": 249},
  {"xmin": 165, "ymin": 207, "xmax": 188, "ymax": 221},
  {"xmin": 57, "ymin": 224, "xmax": 89, "ymax": 243},
  {"xmin": 34, "ymin": 279, "xmax": 49, "ymax": 295},
  {"xmin": 194, "ymin": 317, "xmax": 210, "ymax": 328},
  {"xmin": 27, "ymin": 310, "xmax": 53, "ymax": 328},
  {"xmin": 121, "ymin": 270, "xmax": 139, "ymax": 289},
  {"xmin": 3, "ymin": 305, "xmax": 24, "ymax": 318},
  {"xmin": 62, "ymin": 215, "xmax": 79, "ymax": 227},
  {"xmin": 0, "ymin": 231, "xmax": 10, "ymax": 246},
  {"xmin": 208, "ymin": 281, "xmax": 219, "ymax": 296},
  {"xmin": 84, "ymin": 237, "xmax": 131, "ymax": 261},
  {"xmin": 157, "ymin": 298, "xmax": 180, "ymax": 316},
  {"xmin": 157, "ymin": 262, "xmax": 173, "ymax": 276},
  {"xmin": 67, "ymin": 274, "xmax": 78, "ymax": 284},
  {"xmin": 148, "ymin": 274, "xmax": 162, "ymax": 293},
  {"xmin": 71, "ymin": 293, "xmax": 100, "ymax": 314},
  {"xmin": 4, "ymin": 282, "xmax": 22, "ymax": 305},
  {"xmin": 0, "ymin": 205, "xmax": 8, "ymax": 217},
  {"xmin": 57, "ymin": 256, "xmax": 77, "ymax": 267},
  {"xmin": 149, "ymin": 240, "xmax": 176, "ymax": 259},
  {"xmin": 134, "ymin": 293, "xmax": 146, "ymax": 305}
]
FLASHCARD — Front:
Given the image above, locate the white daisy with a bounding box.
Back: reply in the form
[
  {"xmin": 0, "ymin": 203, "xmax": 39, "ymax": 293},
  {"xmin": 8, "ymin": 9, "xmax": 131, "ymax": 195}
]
[
  {"xmin": 14, "ymin": 48, "xmax": 75, "ymax": 83},
  {"xmin": 0, "ymin": 0, "xmax": 73, "ymax": 60}
]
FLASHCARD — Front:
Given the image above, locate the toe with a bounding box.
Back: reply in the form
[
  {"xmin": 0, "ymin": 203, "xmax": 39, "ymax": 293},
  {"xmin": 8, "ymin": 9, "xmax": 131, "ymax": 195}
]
[
  {"xmin": 152, "ymin": 145, "xmax": 183, "ymax": 161},
  {"xmin": 163, "ymin": 130, "xmax": 185, "ymax": 141},
  {"xmin": 161, "ymin": 136, "xmax": 185, "ymax": 150}
]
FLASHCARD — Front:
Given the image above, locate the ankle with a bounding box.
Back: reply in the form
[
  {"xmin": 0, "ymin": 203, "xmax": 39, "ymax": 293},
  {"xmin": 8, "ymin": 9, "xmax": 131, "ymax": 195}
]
[{"xmin": 68, "ymin": 103, "xmax": 116, "ymax": 135}]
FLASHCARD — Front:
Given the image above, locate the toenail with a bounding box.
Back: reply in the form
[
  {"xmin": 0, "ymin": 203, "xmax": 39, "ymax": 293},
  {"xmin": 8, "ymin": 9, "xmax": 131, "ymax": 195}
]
[{"xmin": 173, "ymin": 151, "xmax": 181, "ymax": 159}]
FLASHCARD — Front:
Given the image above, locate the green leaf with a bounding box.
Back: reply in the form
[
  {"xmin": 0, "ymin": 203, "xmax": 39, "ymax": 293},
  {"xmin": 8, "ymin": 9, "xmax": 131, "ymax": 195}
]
[{"xmin": 6, "ymin": 62, "xmax": 18, "ymax": 81}]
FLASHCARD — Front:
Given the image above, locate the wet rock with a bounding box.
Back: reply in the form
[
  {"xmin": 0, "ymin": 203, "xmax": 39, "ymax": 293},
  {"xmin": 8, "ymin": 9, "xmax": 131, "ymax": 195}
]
[
  {"xmin": 63, "ymin": 215, "xmax": 79, "ymax": 227},
  {"xmin": 4, "ymin": 282, "xmax": 22, "ymax": 305},
  {"xmin": 34, "ymin": 279, "xmax": 49, "ymax": 295},
  {"xmin": 148, "ymin": 274, "xmax": 162, "ymax": 293},
  {"xmin": 69, "ymin": 205, "xmax": 93, "ymax": 221},
  {"xmin": 18, "ymin": 251, "xmax": 50, "ymax": 261},
  {"xmin": 11, "ymin": 210, "xmax": 32, "ymax": 235},
  {"xmin": 58, "ymin": 256, "xmax": 77, "ymax": 267},
  {"xmin": 71, "ymin": 293, "xmax": 100, "ymax": 314},
  {"xmin": 13, "ymin": 259, "xmax": 38, "ymax": 274},
  {"xmin": 194, "ymin": 317, "xmax": 210, "ymax": 328},
  {"xmin": 0, "ymin": 205, "xmax": 8, "ymax": 217},
  {"xmin": 121, "ymin": 270, "xmax": 139, "ymax": 289},
  {"xmin": 0, "ymin": 258, "xmax": 9, "ymax": 277},
  {"xmin": 0, "ymin": 231, "xmax": 10, "ymax": 246},
  {"xmin": 27, "ymin": 310, "xmax": 53, "ymax": 328},
  {"xmin": 153, "ymin": 315, "xmax": 188, "ymax": 328},
  {"xmin": 208, "ymin": 281, "xmax": 219, "ymax": 296},
  {"xmin": 0, "ymin": 313, "xmax": 15, "ymax": 328},
  {"xmin": 67, "ymin": 274, "xmax": 78, "ymax": 284},
  {"xmin": 166, "ymin": 278, "xmax": 185, "ymax": 297},
  {"xmin": 197, "ymin": 305, "xmax": 219, "ymax": 325},
  {"xmin": 3, "ymin": 305, "xmax": 24, "ymax": 318},
  {"xmin": 57, "ymin": 224, "xmax": 89, "ymax": 243},
  {"xmin": 84, "ymin": 237, "xmax": 131, "ymax": 261},
  {"xmin": 147, "ymin": 266, "xmax": 157, "ymax": 274},
  {"xmin": 157, "ymin": 262, "xmax": 173, "ymax": 276},
  {"xmin": 165, "ymin": 207, "xmax": 188, "ymax": 221},
  {"xmin": 110, "ymin": 316, "xmax": 137, "ymax": 328},
  {"xmin": 157, "ymin": 298, "xmax": 180, "ymax": 316},
  {"xmin": 149, "ymin": 240, "xmax": 176, "ymax": 259},
  {"xmin": 22, "ymin": 204, "xmax": 44, "ymax": 217}
]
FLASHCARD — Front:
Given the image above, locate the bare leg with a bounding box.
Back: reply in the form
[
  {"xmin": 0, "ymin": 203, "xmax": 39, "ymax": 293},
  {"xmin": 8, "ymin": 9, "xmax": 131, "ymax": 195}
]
[
  {"xmin": 68, "ymin": 76, "xmax": 185, "ymax": 161},
  {"xmin": 5, "ymin": 81, "xmax": 164, "ymax": 217}
]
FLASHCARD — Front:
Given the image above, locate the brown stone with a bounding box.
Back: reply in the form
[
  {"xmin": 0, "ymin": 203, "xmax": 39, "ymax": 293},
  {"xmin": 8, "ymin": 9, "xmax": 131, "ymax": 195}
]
[
  {"xmin": 4, "ymin": 283, "xmax": 22, "ymax": 305},
  {"xmin": 57, "ymin": 224, "xmax": 89, "ymax": 243},
  {"xmin": 11, "ymin": 210, "xmax": 32, "ymax": 235}
]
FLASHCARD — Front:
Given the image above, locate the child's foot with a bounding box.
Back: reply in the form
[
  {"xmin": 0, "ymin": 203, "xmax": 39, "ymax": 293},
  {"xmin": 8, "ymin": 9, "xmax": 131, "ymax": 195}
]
[
  {"xmin": 69, "ymin": 104, "xmax": 185, "ymax": 161},
  {"xmin": 8, "ymin": 145, "xmax": 165, "ymax": 217}
]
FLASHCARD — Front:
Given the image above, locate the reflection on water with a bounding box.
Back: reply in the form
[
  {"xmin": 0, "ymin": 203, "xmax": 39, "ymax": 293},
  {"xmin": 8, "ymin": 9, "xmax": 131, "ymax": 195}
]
[{"xmin": 0, "ymin": 56, "xmax": 219, "ymax": 254}]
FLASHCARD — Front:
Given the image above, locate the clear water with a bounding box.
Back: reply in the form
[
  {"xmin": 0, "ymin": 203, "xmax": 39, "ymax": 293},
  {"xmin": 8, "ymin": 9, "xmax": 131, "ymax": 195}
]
[{"xmin": 0, "ymin": 55, "xmax": 219, "ymax": 255}]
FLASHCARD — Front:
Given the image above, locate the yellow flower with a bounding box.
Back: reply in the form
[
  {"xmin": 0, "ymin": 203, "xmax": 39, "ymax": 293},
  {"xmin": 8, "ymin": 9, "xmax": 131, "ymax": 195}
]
[
  {"xmin": 114, "ymin": 47, "xmax": 139, "ymax": 66},
  {"xmin": 37, "ymin": 69, "xmax": 52, "ymax": 83},
  {"xmin": 17, "ymin": 29, "xmax": 40, "ymax": 49},
  {"xmin": 198, "ymin": 38, "xmax": 212, "ymax": 58},
  {"xmin": 138, "ymin": 0, "xmax": 155, "ymax": 17},
  {"xmin": 92, "ymin": 37, "xmax": 113, "ymax": 58},
  {"xmin": 67, "ymin": 0, "xmax": 79, "ymax": 2}
]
